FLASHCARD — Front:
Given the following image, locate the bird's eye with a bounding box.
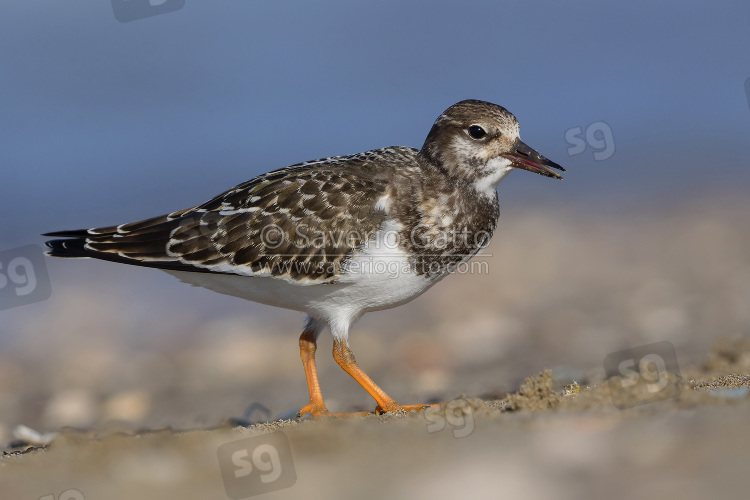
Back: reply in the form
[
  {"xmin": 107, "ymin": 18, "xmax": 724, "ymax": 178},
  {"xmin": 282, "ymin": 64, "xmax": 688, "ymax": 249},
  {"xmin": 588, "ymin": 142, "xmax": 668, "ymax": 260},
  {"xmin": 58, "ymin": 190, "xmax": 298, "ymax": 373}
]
[{"xmin": 468, "ymin": 125, "xmax": 487, "ymax": 139}]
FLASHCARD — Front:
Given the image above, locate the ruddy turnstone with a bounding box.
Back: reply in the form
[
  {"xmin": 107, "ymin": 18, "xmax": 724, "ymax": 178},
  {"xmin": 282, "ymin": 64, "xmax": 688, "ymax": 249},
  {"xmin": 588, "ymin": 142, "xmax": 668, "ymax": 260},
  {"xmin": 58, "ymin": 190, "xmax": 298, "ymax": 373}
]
[{"xmin": 44, "ymin": 100, "xmax": 564, "ymax": 417}]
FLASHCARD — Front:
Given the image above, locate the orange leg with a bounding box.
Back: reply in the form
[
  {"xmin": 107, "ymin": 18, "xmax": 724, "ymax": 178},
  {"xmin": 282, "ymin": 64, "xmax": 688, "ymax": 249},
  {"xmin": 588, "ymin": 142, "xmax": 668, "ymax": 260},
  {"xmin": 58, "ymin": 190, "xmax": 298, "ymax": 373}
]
[
  {"xmin": 297, "ymin": 324, "xmax": 438, "ymax": 418},
  {"xmin": 297, "ymin": 328, "xmax": 330, "ymax": 418},
  {"xmin": 296, "ymin": 329, "xmax": 373, "ymax": 418},
  {"xmin": 332, "ymin": 339, "xmax": 433, "ymax": 414}
]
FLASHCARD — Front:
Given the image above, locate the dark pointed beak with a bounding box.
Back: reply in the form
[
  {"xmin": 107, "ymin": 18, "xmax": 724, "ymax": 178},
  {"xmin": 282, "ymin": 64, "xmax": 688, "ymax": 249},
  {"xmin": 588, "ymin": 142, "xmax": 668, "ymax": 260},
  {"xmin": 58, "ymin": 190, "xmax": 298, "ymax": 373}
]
[{"xmin": 501, "ymin": 138, "xmax": 565, "ymax": 180}]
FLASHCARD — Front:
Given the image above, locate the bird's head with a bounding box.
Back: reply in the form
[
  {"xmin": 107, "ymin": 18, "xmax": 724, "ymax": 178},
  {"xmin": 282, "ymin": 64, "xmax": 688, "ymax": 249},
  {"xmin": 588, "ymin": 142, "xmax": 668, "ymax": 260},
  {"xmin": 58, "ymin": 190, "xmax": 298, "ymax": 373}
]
[{"xmin": 420, "ymin": 99, "xmax": 565, "ymax": 197}]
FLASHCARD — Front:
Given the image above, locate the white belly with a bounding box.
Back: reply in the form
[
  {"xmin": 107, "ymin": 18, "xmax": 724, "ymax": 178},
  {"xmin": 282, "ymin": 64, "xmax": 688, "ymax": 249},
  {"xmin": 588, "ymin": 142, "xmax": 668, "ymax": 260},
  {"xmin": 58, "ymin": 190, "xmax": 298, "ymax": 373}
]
[{"xmin": 163, "ymin": 245, "xmax": 442, "ymax": 335}]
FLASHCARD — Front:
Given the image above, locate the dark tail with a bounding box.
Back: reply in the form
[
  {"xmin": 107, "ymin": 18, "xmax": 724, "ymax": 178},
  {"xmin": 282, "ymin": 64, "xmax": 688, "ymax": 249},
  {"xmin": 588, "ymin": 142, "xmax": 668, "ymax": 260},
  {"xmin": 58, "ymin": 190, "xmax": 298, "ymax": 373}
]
[
  {"xmin": 42, "ymin": 215, "xmax": 216, "ymax": 274},
  {"xmin": 43, "ymin": 233, "xmax": 91, "ymax": 258}
]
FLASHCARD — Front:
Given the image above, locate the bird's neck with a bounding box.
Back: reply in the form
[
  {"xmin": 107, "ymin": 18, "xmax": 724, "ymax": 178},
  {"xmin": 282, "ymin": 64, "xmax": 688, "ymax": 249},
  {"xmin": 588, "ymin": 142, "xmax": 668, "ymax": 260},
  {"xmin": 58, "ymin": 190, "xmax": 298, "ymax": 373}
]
[{"xmin": 388, "ymin": 165, "xmax": 499, "ymax": 277}]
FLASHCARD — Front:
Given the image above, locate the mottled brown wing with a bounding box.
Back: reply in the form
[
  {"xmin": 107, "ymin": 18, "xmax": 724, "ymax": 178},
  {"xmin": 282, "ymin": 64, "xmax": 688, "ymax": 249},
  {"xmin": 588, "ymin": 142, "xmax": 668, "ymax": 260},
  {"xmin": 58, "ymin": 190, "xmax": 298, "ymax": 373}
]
[{"xmin": 44, "ymin": 147, "xmax": 417, "ymax": 283}]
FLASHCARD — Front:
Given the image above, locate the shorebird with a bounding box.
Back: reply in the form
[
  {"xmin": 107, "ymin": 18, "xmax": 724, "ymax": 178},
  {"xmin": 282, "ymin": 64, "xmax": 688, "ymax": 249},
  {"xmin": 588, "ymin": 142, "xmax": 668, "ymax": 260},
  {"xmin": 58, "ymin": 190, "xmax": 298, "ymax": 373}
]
[{"xmin": 44, "ymin": 100, "xmax": 564, "ymax": 417}]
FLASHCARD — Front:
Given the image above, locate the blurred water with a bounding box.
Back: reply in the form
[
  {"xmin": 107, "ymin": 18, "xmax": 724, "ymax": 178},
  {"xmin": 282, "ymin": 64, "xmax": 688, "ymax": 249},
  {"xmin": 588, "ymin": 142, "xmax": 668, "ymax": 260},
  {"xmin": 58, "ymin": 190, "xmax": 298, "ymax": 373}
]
[{"xmin": 2, "ymin": 1, "xmax": 750, "ymax": 247}]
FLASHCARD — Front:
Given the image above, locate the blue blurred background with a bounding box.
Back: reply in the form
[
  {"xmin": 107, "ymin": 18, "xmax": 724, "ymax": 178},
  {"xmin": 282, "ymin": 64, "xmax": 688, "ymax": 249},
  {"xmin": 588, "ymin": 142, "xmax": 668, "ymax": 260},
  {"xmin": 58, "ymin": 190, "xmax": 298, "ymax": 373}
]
[{"xmin": 3, "ymin": 0, "xmax": 750, "ymax": 248}]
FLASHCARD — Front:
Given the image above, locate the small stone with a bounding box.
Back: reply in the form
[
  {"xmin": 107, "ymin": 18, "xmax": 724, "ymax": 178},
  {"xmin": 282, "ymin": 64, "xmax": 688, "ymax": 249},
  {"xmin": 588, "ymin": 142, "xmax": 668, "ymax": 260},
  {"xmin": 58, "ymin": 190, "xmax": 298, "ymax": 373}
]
[
  {"xmin": 102, "ymin": 390, "xmax": 151, "ymax": 423},
  {"xmin": 43, "ymin": 389, "xmax": 97, "ymax": 428}
]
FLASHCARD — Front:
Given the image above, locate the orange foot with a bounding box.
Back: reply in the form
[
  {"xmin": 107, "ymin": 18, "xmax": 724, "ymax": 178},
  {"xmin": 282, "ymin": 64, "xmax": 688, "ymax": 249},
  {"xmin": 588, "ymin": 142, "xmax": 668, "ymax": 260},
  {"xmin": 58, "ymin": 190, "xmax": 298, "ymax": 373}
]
[
  {"xmin": 374, "ymin": 402, "xmax": 442, "ymax": 414},
  {"xmin": 297, "ymin": 402, "xmax": 441, "ymax": 419},
  {"xmin": 297, "ymin": 403, "xmax": 440, "ymax": 419},
  {"xmin": 297, "ymin": 326, "xmax": 443, "ymax": 419},
  {"xmin": 296, "ymin": 406, "xmax": 372, "ymax": 419}
]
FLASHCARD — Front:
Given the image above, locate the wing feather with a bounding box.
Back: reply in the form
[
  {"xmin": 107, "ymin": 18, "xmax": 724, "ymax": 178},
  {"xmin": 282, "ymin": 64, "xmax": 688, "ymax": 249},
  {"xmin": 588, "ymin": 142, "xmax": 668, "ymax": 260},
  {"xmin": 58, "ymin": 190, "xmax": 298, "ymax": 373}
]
[{"xmin": 44, "ymin": 147, "xmax": 419, "ymax": 282}]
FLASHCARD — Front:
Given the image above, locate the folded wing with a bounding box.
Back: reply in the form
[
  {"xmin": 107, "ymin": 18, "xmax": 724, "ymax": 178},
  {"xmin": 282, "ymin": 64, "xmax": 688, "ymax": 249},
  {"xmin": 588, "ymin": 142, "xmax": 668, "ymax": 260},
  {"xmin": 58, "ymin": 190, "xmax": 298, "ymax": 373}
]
[{"xmin": 43, "ymin": 149, "xmax": 410, "ymax": 283}]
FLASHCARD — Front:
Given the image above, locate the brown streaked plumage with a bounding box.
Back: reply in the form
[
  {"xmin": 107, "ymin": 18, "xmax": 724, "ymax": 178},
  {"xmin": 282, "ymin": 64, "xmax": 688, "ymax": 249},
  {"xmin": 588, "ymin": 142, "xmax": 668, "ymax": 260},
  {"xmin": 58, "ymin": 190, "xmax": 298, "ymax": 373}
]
[{"xmin": 44, "ymin": 99, "xmax": 565, "ymax": 417}]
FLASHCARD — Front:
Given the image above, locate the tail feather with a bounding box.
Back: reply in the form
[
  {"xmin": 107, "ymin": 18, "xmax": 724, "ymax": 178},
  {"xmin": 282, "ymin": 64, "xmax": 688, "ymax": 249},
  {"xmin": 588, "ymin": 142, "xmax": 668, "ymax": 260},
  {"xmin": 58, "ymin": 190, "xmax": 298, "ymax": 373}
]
[
  {"xmin": 43, "ymin": 212, "xmax": 214, "ymax": 274},
  {"xmin": 44, "ymin": 236, "xmax": 212, "ymax": 273},
  {"xmin": 42, "ymin": 229, "xmax": 93, "ymax": 238},
  {"xmin": 44, "ymin": 237, "xmax": 90, "ymax": 258}
]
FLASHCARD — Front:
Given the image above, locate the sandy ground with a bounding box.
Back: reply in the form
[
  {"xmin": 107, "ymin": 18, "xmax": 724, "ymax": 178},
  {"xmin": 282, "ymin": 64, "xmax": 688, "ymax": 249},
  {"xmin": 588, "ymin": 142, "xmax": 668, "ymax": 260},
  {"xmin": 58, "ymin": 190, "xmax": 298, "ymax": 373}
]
[
  {"xmin": 2, "ymin": 196, "xmax": 750, "ymax": 499},
  {"xmin": 4, "ymin": 352, "xmax": 750, "ymax": 500}
]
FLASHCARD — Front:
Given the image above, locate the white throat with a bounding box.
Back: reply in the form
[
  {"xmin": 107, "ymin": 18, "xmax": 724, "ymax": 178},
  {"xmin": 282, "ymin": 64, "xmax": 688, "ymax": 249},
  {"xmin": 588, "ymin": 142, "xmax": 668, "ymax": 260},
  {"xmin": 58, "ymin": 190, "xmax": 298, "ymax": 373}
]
[{"xmin": 473, "ymin": 156, "xmax": 515, "ymax": 198}]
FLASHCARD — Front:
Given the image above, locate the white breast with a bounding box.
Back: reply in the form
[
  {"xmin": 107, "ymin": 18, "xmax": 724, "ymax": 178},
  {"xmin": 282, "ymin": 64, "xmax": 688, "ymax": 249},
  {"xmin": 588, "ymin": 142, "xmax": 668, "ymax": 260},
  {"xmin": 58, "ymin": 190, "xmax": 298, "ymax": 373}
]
[{"xmin": 163, "ymin": 220, "xmax": 441, "ymax": 340}]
